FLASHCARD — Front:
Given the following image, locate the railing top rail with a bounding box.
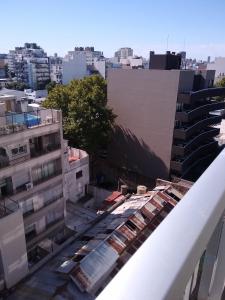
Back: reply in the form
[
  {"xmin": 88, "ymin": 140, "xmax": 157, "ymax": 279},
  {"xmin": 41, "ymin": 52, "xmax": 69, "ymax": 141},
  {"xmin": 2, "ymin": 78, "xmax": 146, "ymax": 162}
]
[{"xmin": 97, "ymin": 149, "xmax": 225, "ymax": 300}]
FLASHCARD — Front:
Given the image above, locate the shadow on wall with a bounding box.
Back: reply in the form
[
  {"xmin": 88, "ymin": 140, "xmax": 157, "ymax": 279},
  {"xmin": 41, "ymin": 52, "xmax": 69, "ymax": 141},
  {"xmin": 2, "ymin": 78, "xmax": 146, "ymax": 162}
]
[{"xmin": 107, "ymin": 125, "xmax": 169, "ymax": 182}]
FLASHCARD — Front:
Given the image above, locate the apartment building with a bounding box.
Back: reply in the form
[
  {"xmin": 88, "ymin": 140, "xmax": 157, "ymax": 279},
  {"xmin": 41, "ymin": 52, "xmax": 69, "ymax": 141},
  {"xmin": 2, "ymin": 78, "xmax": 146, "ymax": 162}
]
[
  {"xmin": 107, "ymin": 52, "xmax": 225, "ymax": 181},
  {"xmin": 0, "ymin": 93, "xmax": 65, "ymax": 289},
  {"xmin": 49, "ymin": 54, "xmax": 63, "ymax": 84},
  {"xmin": 62, "ymin": 50, "xmax": 87, "ymax": 84},
  {"xmin": 74, "ymin": 46, "xmax": 103, "ymax": 66},
  {"xmin": 8, "ymin": 43, "xmax": 50, "ymax": 89},
  {"xmin": 207, "ymin": 57, "xmax": 225, "ymax": 82},
  {"xmin": 114, "ymin": 47, "xmax": 133, "ymax": 60}
]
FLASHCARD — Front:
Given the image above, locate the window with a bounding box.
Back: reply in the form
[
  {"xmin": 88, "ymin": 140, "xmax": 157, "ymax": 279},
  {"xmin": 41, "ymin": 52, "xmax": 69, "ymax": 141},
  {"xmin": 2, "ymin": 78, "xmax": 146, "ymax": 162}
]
[
  {"xmin": 20, "ymin": 198, "xmax": 34, "ymax": 215},
  {"xmin": 32, "ymin": 159, "xmax": 61, "ymax": 185},
  {"xmin": 11, "ymin": 148, "xmax": 18, "ymax": 155},
  {"xmin": 76, "ymin": 170, "xmax": 83, "ymax": 179},
  {"xmin": 11, "ymin": 145, "xmax": 27, "ymax": 156}
]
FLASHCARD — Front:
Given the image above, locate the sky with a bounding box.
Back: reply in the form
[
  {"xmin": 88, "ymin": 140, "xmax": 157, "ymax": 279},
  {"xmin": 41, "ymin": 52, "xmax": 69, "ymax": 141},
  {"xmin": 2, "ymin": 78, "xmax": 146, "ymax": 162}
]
[{"xmin": 1, "ymin": 0, "xmax": 225, "ymax": 60}]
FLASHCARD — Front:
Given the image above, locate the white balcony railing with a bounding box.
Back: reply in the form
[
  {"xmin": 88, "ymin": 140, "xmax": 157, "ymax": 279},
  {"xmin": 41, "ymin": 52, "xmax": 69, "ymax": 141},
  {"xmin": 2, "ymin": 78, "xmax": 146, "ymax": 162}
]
[{"xmin": 97, "ymin": 148, "xmax": 225, "ymax": 300}]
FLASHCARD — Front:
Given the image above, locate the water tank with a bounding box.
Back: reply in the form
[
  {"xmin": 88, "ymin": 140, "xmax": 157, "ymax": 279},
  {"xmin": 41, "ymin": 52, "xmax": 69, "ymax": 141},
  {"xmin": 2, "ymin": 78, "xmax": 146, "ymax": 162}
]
[{"xmin": 137, "ymin": 185, "xmax": 147, "ymax": 195}]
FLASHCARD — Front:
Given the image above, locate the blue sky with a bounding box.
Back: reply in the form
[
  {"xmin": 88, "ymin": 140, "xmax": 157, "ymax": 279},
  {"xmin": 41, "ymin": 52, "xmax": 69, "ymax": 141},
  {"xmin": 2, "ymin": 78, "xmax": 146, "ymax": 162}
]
[{"xmin": 1, "ymin": 0, "xmax": 225, "ymax": 60}]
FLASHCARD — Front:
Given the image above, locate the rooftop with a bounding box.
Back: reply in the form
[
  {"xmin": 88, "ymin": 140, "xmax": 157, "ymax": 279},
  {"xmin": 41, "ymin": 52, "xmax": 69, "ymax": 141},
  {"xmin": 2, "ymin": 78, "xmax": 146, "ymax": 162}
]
[{"xmin": 7, "ymin": 179, "xmax": 190, "ymax": 299}]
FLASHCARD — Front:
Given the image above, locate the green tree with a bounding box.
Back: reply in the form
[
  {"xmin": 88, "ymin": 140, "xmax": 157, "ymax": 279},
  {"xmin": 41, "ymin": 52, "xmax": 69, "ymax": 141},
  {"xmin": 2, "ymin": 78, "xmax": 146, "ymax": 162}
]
[
  {"xmin": 5, "ymin": 81, "xmax": 29, "ymax": 91},
  {"xmin": 46, "ymin": 81, "xmax": 57, "ymax": 93},
  {"xmin": 43, "ymin": 75, "xmax": 116, "ymax": 155},
  {"xmin": 216, "ymin": 77, "xmax": 225, "ymax": 88}
]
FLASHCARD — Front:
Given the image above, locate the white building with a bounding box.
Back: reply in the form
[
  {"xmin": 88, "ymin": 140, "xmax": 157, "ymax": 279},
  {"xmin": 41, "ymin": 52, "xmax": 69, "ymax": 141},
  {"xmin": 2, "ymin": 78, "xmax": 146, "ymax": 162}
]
[
  {"xmin": 74, "ymin": 46, "xmax": 103, "ymax": 66},
  {"xmin": 114, "ymin": 47, "xmax": 133, "ymax": 60},
  {"xmin": 49, "ymin": 54, "xmax": 62, "ymax": 84},
  {"xmin": 94, "ymin": 57, "xmax": 106, "ymax": 79},
  {"xmin": 207, "ymin": 57, "xmax": 225, "ymax": 82},
  {"xmin": 120, "ymin": 56, "xmax": 144, "ymax": 69},
  {"xmin": 62, "ymin": 51, "xmax": 87, "ymax": 85},
  {"xmin": 63, "ymin": 141, "xmax": 89, "ymax": 203},
  {"xmin": 8, "ymin": 43, "xmax": 50, "ymax": 89}
]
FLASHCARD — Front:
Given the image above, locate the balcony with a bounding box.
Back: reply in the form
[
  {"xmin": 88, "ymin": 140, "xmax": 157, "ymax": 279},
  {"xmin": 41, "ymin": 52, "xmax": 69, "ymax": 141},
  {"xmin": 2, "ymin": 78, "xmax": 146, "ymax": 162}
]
[
  {"xmin": 172, "ymin": 127, "xmax": 220, "ymax": 156},
  {"xmin": 96, "ymin": 148, "xmax": 225, "ymax": 300},
  {"xmin": 170, "ymin": 141, "xmax": 218, "ymax": 174},
  {"xmin": 176, "ymin": 101, "xmax": 225, "ymax": 122},
  {"xmin": 174, "ymin": 115, "xmax": 221, "ymax": 140},
  {"xmin": 0, "ymin": 196, "xmax": 19, "ymax": 219},
  {"xmin": 177, "ymin": 87, "xmax": 225, "ymax": 104},
  {"xmin": 0, "ymin": 109, "xmax": 60, "ymax": 138}
]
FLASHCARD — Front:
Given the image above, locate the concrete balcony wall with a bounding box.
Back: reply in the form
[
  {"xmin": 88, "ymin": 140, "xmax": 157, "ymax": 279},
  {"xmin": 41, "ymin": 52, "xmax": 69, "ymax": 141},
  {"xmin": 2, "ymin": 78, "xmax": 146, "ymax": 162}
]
[
  {"xmin": 172, "ymin": 128, "xmax": 220, "ymax": 156},
  {"xmin": 175, "ymin": 102, "xmax": 225, "ymax": 123},
  {"xmin": 173, "ymin": 116, "xmax": 221, "ymax": 140},
  {"xmin": 170, "ymin": 141, "xmax": 218, "ymax": 174},
  {"xmin": 0, "ymin": 123, "xmax": 60, "ymax": 148},
  {"xmin": 0, "ymin": 149, "xmax": 61, "ymax": 180}
]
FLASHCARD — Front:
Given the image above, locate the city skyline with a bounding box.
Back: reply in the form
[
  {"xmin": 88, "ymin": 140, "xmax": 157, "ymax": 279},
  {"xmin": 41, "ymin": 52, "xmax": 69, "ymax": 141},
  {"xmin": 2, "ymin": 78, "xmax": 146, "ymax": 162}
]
[{"xmin": 1, "ymin": 0, "xmax": 225, "ymax": 60}]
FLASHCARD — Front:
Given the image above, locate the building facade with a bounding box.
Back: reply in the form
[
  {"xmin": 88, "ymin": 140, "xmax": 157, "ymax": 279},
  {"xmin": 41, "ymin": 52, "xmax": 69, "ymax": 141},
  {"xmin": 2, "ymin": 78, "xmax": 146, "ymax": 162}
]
[
  {"xmin": 62, "ymin": 50, "xmax": 87, "ymax": 85},
  {"xmin": 207, "ymin": 57, "xmax": 225, "ymax": 82},
  {"xmin": 0, "ymin": 94, "xmax": 66, "ymax": 289},
  {"xmin": 107, "ymin": 54, "xmax": 225, "ymax": 181},
  {"xmin": 114, "ymin": 47, "xmax": 133, "ymax": 60},
  {"xmin": 8, "ymin": 43, "xmax": 50, "ymax": 89},
  {"xmin": 49, "ymin": 54, "xmax": 63, "ymax": 84}
]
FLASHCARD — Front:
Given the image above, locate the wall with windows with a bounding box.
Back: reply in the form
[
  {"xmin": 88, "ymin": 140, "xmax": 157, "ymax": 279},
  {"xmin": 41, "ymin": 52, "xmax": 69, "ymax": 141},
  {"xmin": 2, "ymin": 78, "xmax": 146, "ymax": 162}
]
[
  {"xmin": 64, "ymin": 158, "xmax": 89, "ymax": 203},
  {"xmin": 32, "ymin": 158, "xmax": 62, "ymax": 185}
]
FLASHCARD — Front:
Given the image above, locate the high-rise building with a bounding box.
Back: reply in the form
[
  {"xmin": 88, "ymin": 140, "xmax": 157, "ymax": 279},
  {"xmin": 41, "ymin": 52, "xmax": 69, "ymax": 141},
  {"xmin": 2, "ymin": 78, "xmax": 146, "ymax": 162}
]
[
  {"xmin": 107, "ymin": 52, "xmax": 225, "ymax": 182},
  {"xmin": 8, "ymin": 43, "xmax": 50, "ymax": 89},
  {"xmin": 114, "ymin": 47, "xmax": 134, "ymax": 60}
]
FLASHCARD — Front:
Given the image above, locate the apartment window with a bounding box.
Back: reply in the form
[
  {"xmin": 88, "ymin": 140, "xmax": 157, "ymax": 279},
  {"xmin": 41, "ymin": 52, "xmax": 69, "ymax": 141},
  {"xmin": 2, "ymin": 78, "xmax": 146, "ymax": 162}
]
[
  {"xmin": 11, "ymin": 145, "xmax": 27, "ymax": 156},
  {"xmin": 32, "ymin": 159, "xmax": 61, "ymax": 185},
  {"xmin": 76, "ymin": 170, "xmax": 83, "ymax": 179},
  {"xmin": 20, "ymin": 198, "xmax": 34, "ymax": 215}
]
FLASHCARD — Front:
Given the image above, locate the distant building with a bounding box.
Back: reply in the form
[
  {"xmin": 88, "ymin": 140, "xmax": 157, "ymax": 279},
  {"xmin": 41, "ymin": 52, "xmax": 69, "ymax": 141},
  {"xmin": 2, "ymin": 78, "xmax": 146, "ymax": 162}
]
[
  {"xmin": 8, "ymin": 43, "xmax": 50, "ymax": 89},
  {"xmin": 149, "ymin": 51, "xmax": 181, "ymax": 70},
  {"xmin": 49, "ymin": 53, "xmax": 63, "ymax": 84},
  {"xmin": 115, "ymin": 47, "xmax": 133, "ymax": 60},
  {"xmin": 0, "ymin": 54, "xmax": 7, "ymax": 79},
  {"xmin": 94, "ymin": 57, "xmax": 106, "ymax": 79},
  {"xmin": 74, "ymin": 46, "xmax": 103, "ymax": 66},
  {"xmin": 120, "ymin": 56, "xmax": 144, "ymax": 69},
  {"xmin": 107, "ymin": 53, "xmax": 225, "ymax": 182},
  {"xmin": 62, "ymin": 50, "xmax": 87, "ymax": 84},
  {"xmin": 207, "ymin": 57, "xmax": 225, "ymax": 82}
]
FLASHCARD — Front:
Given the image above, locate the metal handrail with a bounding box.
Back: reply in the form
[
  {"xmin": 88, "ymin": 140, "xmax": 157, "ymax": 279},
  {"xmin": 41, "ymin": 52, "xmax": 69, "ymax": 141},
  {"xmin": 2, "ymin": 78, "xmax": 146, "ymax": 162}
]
[{"xmin": 97, "ymin": 149, "xmax": 225, "ymax": 300}]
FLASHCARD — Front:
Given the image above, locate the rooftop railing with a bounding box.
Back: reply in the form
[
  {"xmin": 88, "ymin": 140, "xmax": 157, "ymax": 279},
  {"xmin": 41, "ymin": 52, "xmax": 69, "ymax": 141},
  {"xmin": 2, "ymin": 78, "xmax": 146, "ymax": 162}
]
[
  {"xmin": 97, "ymin": 148, "xmax": 225, "ymax": 300},
  {"xmin": 0, "ymin": 109, "xmax": 60, "ymax": 137}
]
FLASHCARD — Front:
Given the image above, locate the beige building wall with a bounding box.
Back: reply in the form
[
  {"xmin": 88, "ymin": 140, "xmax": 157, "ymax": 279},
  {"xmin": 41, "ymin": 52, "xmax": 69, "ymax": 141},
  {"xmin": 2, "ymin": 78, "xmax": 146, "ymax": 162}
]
[{"xmin": 107, "ymin": 69, "xmax": 181, "ymax": 180}]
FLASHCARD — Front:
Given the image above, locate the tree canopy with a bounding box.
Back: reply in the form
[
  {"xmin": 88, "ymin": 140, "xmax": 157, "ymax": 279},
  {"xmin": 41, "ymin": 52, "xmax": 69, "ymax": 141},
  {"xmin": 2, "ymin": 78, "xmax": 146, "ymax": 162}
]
[
  {"xmin": 43, "ymin": 75, "xmax": 116, "ymax": 155},
  {"xmin": 216, "ymin": 77, "xmax": 225, "ymax": 88}
]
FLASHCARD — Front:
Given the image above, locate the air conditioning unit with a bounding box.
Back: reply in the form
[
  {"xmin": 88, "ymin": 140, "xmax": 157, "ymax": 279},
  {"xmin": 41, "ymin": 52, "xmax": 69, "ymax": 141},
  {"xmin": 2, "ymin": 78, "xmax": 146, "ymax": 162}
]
[{"xmin": 25, "ymin": 182, "xmax": 33, "ymax": 191}]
